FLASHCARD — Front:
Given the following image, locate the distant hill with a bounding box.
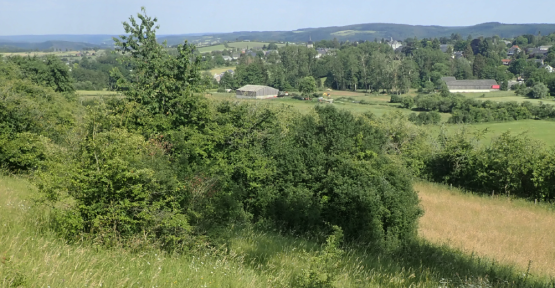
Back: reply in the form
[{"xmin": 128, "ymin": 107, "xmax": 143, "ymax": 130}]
[
  {"xmin": 2, "ymin": 23, "xmax": 555, "ymax": 51},
  {"xmin": 160, "ymin": 22, "xmax": 555, "ymax": 45},
  {"xmin": 0, "ymin": 40, "xmax": 111, "ymax": 52}
]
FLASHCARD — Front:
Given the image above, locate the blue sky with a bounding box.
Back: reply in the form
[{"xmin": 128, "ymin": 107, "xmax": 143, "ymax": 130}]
[{"xmin": 1, "ymin": 0, "xmax": 555, "ymax": 35}]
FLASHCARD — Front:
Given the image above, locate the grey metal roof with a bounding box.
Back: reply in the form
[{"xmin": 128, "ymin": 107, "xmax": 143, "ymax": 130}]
[
  {"xmin": 237, "ymin": 85, "xmax": 275, "ymax": 92},
  {"xmin": 444, "ymin": 79, "xmax": 498, "ymax": 89}
]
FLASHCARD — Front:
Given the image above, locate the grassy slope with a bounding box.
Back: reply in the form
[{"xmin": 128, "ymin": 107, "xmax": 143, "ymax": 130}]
[
  {"xmin": 417, "ymin": 182, "xmax": 555, "ymax": 276},
  {"xmin": 437, "ymin": 120, "xmax": 555, "ymax": 145},
  {"xmin": 2, "ymin": 176, "xmax": 554, "ymax": 287}
]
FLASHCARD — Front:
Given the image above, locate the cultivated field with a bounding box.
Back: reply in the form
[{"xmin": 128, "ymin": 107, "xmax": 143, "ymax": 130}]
[
  {"xmin": 417, "ymin": 181, "xmax": 555, "ymax": 277},
  {"xmin": 208, "ymin": 66, "xmax": 236, "ymax": 75},
  {"xmin": 1, "ymin": 176, "xmax": 552, "ymax": 287}
]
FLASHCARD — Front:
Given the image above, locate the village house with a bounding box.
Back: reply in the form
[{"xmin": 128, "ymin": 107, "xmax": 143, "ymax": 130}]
[
  {"xmin": 507, "ymin": 45, "xmax": 521, "ymax": 56},
  {"xmin": 527, "ymin": 47, "xmax": 549, "ymax": 57},
  {"xmin": 501, "ymin": 59, "xmax": 512, "ymax": 66},
  {"xmin": 542, "ymin": 64, "xmax": 554, "ymax": 73},
  {"xmin": 452, "ymin": 51, "xmax": 464, "ymax": 59},
  {"xmin": 387, "ymin": 37, "xmax": 402, "ymax": 50}
]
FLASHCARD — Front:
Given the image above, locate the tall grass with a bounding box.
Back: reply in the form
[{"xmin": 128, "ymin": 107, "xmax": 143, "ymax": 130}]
[
  {"xmin": 1, "ymin": 175, "xmax": 554, "ymax": 287},
  {"xmin": 417, "ymin": 181, "xmax": 555, "ymax": 277}
]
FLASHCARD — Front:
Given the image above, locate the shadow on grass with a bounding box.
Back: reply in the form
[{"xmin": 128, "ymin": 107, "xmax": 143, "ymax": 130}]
[{"xmin": 234, "ymin": 226, "xmax": 555, "ymax": 287}]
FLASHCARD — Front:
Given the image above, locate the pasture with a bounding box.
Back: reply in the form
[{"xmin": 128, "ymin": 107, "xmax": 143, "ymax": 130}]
[
  {"xmin": 197, "ymin": 44, "xmax": 226, "ymax": 53},
  {"xmin": 1, "ymin": 175, "xmax": 552, "ymax": 287},
  {"xmin": 227, "ymin": 41, "xmax": 286, "ymax": 49},
  {"xmin": 417, "ymin": 181, "xmax": 555, "ymax": 277},
  {"xmin": 435, "ymin": 120, "xmax": 555, "ymax": 145}
]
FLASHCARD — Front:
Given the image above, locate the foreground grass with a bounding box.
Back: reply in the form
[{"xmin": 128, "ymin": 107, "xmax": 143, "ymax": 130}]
[
  {"xmin": 417, "ymin": 182, "xmax": 555, "ymax": 277},
  {"xmin": 2, "ymin": 175, "xmax": 554, "ymax": 287}
]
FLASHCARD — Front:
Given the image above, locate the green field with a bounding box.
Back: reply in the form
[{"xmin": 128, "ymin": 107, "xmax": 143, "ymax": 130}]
[
  {"xmin": 208, "ymin": 90, "xmax": 554, "ymax": 144},
  {"xmin": 197, "ymin": 44, "xmax": 226, "ymax": 53},
  {"xmin": 437, "ymin": 120, "xmax": 555, "ymax": 145},
  {"xmin": 208, "ymin": 66, "xmax": 236, "ymax": 75},
  {"xmin": 227, "ymin": 41, "xmax": 286, "ymax": 49}
]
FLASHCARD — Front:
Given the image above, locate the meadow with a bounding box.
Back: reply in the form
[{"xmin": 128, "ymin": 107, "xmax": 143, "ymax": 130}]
[
  {"xmin": 2, "ymin": 175, "xmax": 554, "ymax": 287},
  {"xmin": 227, "ymin": 42, "xmax": 286, "ymax": 49},
  {"xmin": 207, "ymin": 89, "xmax": 555, "ymax": 144},
  {"xmin": 417, "ymin": 182, "xmax": 555, "ymax": 277},
  {"xmin": 197, "ymin": 44, "xmax": 227, "ymax": 53}
]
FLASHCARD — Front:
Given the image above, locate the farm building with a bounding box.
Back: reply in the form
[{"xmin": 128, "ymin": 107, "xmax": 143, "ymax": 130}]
[
  {"xmin": 442, "ymin": 77, "xmax": 499, "ymax": 93},
  {"xmin": 236, "ymin": 85, "xmax": 279, "ymax": 99}
]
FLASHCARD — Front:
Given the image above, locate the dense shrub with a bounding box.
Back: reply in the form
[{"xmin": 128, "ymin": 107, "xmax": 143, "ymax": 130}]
[
  {"xmin": 408, "ymin": 111, "xmax": 441, "ymax": 125},
  {"xmin": 261, "ymin": 106, "xmax": 422, "ymax": 246},
  {"xmin": 37, "ymin": 128, "xmax": 192, "ymax": 249},
  {"xmin": 425, "ymin": 131, "xmax": 555, "ymax": 201}
]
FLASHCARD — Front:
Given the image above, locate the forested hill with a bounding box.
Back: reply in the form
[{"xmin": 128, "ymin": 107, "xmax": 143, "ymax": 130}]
[
  {"xmin": 161, "ymin": 22, "xmax": 555, "ymax": 44},
  {"xmin": 2, "ymin": 22, "xmax": 555, "ymax": 50}
]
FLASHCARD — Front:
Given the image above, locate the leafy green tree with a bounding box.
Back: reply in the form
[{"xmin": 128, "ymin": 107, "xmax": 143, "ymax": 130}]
[
  {"xmin": 267, "ymin": 42, "xmax": 278, "ymax": 50},
  {"xmin": 530, "ymin": 82, "xmax": 549, "ymax": 99},
  {"xmin": 298, "ymin": 76, "xmax": 317, "ymax": 99},
  {"xmin": 113, "ymin": 7, "xmax": 202, "ymax": 116}
]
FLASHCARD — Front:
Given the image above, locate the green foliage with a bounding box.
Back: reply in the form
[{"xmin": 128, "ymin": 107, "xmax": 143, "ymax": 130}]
[
  {"xmin": 425, "ymin": 130, "xmax": 555, "ymax": 200},
  {"xmin": 529, "ymin": 82, "xmax": 550, "ymax": 99},
  {"xmin": 113, "ymin": 8, "xmax": 203, "ymax": 116},
  {"xmin": 37, "ymin": 128, "xmax": 191, "ymax": 249},
  {"xmin": 0, "ymin": 132, "xmax": 49, "ymax": 172},
  {"xmin": 7, "ymin": 55, "xmax": 74, "ymax": 93},
  {"xmin": 298, "ymin": 76, "xmax": 317, "ymax": 97},
  {"xmin": 408, "ymin": 111, "xmax": 441, "ymax": 125},
  {"xmin": 293, "ymin": 226, "xmax": 344, "ymax": 288}
]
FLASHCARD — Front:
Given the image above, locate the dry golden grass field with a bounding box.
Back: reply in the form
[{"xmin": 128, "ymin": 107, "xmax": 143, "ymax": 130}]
[{"xmin": 417, "ymin": 182, "xmax": 555, "ymax": 277}]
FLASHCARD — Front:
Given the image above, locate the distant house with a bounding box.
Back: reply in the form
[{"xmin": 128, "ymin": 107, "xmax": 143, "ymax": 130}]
[
  {"xmin": 442, "ymin": 77, "xmax": 499, "ymax": 93},
  {"xmin": 503, "ymin": 40, "xmax": 512, "ymax": 45},
  {"xmin": 214, "ymin": 74, "xmax": 222, "ymax": 83},
  {"xmin": 315, "ymin": 48, "xmax": 331, "ymax": 59},
  {"xmin": 539, "ymin": 45, "xmax": 553, "ymax": 51},
  {"xmin": 387, "ymin": 37, "xmax": 402, "ymax": 50},
  {"xmin": 501, "ymin": 59, "xmax": 512, "ymax": 66},
  {"xmin": 527, "ymin": 48, "xmax": 549, "ymax": 57},
  {"xmin": 507, "ymin": 45, "xmax": 521, "ymax": 56},
  {"xmin": 222, "ymin": 56, "xmax": 232, "ymax": 61},
  {"xmin": 440, "ymin": 44, "xmax": 452, "ymax": 53},
  {"xmin": 265, "ymin": 50, "xmax": 278, "ymax": 56},
  {"xmin": 543, "ymin": 65, "xmax": 554, "ymax": 73},
  {"xmin": 452, "ymin": 51, "xmax": 464, "ymax": 59},
  {"xmin": 236, "ymin": 85, "xmax": 279, "ymax": 99}
]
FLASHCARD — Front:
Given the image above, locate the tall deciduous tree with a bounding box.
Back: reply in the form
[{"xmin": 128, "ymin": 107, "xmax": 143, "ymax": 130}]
[{"xmin": 113, "ymin": 7, "xmax": 202, "ymax": 115}]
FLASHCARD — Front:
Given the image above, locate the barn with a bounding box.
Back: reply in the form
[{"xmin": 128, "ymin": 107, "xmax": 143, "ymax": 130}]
[
  {"xmin": 236, "ymin": 85, "xmax": 279, "ymax": 99},
  {"xmin": 442, "ymin": 77, "xmax": 499, "ymax": 93}
]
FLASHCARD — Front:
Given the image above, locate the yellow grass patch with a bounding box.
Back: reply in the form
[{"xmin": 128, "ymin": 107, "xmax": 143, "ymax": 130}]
[{"xmin": 417, "ymin": 182, "xmax": 555, "ymax": 277}]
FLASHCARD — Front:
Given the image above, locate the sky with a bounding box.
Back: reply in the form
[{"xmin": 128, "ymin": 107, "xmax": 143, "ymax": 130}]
[{"xmin": 1, "ymin": 0, "xmax": 555, "ymax": 36}]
